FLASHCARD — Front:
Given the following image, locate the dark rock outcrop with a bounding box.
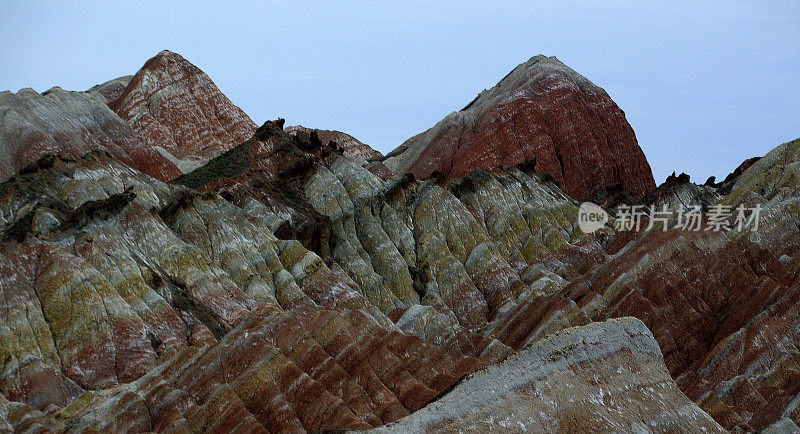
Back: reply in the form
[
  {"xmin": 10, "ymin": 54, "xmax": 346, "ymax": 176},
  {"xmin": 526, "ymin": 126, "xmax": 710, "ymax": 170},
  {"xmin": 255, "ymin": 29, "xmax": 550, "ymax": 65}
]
[{"xmin": 286, "ymin": 125, "xmax": 382, "ymax": 161}]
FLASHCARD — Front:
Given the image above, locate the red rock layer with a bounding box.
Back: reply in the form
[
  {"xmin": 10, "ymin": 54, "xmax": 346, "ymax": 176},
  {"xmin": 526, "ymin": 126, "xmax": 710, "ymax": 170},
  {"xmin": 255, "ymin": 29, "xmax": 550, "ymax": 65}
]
[
  {"xmin": 383, "ymin": 55, "xmax": 656, "ymax": 199},
  {"xmin": 55, "ymin": 303, "xmax": 486, "ymax": 432},
  {"xmin": 113, "ymin": 50, "xmax": 257, "ymax": 172}
]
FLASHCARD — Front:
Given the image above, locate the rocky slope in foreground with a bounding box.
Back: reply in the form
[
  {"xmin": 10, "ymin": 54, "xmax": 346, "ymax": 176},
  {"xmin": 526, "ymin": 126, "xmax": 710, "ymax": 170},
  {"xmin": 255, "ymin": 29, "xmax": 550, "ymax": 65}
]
[
  {"xmin": 382, "ymin": 55, "xmax": 656, "ymax": 199},
  {"xmin": 374, "ymin": 318, "xmax": 724, "ymax": 433},
  {"xmin": 548, "ymin": 138, "xmax": 800, "ymax": 432}
]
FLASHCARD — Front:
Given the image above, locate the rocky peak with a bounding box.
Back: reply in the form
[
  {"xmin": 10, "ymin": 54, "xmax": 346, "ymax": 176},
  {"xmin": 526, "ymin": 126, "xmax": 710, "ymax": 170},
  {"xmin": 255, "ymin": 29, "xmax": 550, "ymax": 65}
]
[
  {"xmin": 112, "ymin": 50, "xmax": 257, "ymax": 173},
  {"xmin": 1, "ymin": 48, "xmax": 798, "ymax": 432},
  {"xmin": 382, "ymin": 55, "xmax": 656, "ymax": 199}
]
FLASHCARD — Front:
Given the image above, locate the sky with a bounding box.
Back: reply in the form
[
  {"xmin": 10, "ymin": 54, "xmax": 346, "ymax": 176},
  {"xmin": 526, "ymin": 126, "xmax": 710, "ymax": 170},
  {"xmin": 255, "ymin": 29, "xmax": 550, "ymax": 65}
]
[{"xmin": 1, "ymin": 1, "xmax": 798, "ymax": 183}]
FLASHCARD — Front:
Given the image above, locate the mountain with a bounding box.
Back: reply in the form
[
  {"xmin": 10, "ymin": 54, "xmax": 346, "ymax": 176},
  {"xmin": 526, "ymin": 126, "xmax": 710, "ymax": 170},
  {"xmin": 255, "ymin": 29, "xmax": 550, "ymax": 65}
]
[
  {"xmin": 0, "ymin": 50, "xmax": 797, "ymax": 432},
  {"xmin": 0, "ymin": 87, "xmax": 182, "ymax": 182},
  {"xmin": 382, "ymin": 55, "xmax": 656, "ymax": 199},
  {"xmin": 0, "ymin": 50, "xmax": 260, "ymax": 184},
  {"xmin": 112, "ymin": 50, "xmax": 257, "ymax": 173},
  {"xmin": 375, "ymin": 319, "xmax": 724, "ymax": 433},
  {"xmin": 0, "ymin": 120, "xmax": 716, "ymax": 432}
]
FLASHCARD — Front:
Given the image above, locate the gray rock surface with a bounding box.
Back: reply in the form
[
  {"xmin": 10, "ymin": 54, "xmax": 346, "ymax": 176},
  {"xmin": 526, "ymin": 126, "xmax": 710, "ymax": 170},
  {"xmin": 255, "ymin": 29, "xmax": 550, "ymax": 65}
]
[
  {"xmin": 0, "ymin": 87, "xmax": 182, "ymax": 182},
  {"xmin": 372, "ymin": 318, "xmax": 725, "ymax": 433},
  {"xmin": 87, "ymin": 75, "xmax": 133, "ymax": 105}
]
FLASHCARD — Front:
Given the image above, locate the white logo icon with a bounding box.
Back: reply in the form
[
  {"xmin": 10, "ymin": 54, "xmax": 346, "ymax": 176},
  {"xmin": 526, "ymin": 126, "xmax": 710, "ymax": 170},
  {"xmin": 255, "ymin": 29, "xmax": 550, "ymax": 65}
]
[{"xmin": 577, "ymin": 202, "xmax": 609, "ymax": 233}]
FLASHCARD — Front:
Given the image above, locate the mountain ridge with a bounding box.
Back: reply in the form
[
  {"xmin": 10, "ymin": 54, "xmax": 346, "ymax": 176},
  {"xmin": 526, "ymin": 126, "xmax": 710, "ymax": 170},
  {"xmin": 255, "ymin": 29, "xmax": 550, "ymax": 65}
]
[{"xmin": 0, "ymin": 50, "xmax": 797, "ymax": 432}]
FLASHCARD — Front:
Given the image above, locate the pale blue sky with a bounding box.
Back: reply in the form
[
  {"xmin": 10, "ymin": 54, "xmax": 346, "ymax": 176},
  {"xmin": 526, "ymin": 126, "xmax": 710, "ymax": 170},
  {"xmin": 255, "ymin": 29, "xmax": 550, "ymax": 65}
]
[{"xmin": 1, "ymin": 1, "xmax": 798, "ymax": 182}]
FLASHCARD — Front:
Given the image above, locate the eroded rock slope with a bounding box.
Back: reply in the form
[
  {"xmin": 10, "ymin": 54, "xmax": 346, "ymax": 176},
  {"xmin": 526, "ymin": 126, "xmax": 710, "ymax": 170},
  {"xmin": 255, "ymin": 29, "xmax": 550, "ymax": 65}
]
[
  {"xmin": 0, "ymin": 87, "xmax": 182, "ymax": 182},
  {"xmin": 0, "ymin": 49, "xmax": 797, "ymax": 432},
  {"xmin": 552, "ymin": 138, "xmax": 800, "ymax": 431},
  {"xmin": 0, "ymin": 117, "xmax": 711, "ymax": 432},
  {"xmin": 374, "ymin": 318, "xmax": 724, "ymax": 433}
]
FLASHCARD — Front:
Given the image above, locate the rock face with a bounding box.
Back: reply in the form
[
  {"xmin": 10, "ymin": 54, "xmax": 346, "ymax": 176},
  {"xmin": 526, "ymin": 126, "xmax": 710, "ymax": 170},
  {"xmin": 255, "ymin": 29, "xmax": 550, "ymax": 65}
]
[
  {"xmin": 0, "ymin": 116, "xmax": 682, "ymax": 432},
  {"xmin": 172, "ymin": 119, "xmax": 582, "ymax": 332},
  {"xmin": 0, "ymin": 150, "xmax": 495, "ymax": 432},
  {"xmin": 553, "ymin": 138, "xmax": 800, "ymax": 431},
  {"xmin": 374, "ymin": 318, "xmax": 724, "ymax": 433},
  {"xmin": 0, "ymin": 87, "xmax": 182, "ymax": 182},
  {"xmin": 112, "ymin": 50, "xmax": 257, "ymax": 173},
  {"xmin": 563, "ymin": 229, "xmax": 800, "ymax": 431},
  {"xmin": 1, "ymin": 50, "xmax": 798, "ymax": 432},
  {"xmin": 589, "ymin": 171, "xmax": 721, "ymax": 211},
  {"xmin": 286, "ymin": 125, "xmax": 382, "ymax": 160},
  {"xmin": 382, "ymin": 55, "xmax": 656, "ymax": 199}
]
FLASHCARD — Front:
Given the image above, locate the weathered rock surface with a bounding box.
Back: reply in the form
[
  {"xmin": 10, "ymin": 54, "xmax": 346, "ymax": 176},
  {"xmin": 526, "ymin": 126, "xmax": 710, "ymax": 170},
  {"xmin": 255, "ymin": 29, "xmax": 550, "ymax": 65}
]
[
  {"xmin": 0, "ymin": 87, "xmax": 182, "ymax": 182},
  {"xmin": 112, "ymin": 50, "xmax": 257, "ymax": 173},
  {"xmin": 286, "ymin": 125, "xmax": 382, "ymax": 161},
  {"xmin": 722, "ymin": 138, "xmax": 800, "ymax": 208},
  {"xmin": 555, "ymin": 137, "xmax": 800, "ymax": 431},
  {"xmin": 3, "ymin": 120, "xmax": 787, "ymax": 432},
  {"xmin": 175, "ymin": 120, "xmax": 581, "ymax": 331},
  {"xmin": 373, "ymin": 318, "xmax": 724, "ymax": 433},
  {"xmin": 87, "ymin": 75, "xmax": 133, "ymax": 106},
  {"xmin": 0, "ymin": 393, "xmax": 62, "ymax": 433},
  {"xmin": 0, "ymin": 150, "xmax": 495, "ymax": 431},
  {"xmin": 564, "ymin": 230, "xmax": 800, "ymax": 431},
  {"xmin": 0, "ymin": 117, "xmax": 676, "ymax": 431},
  {"xmin": 1, "ymin": 49, "xmax": 797, "ymax": 433},
  {"xmin": 589, "ymin": 171, "xmax": 721, "ymax": 212},
  {"xmin": 382, "ymin": 55, "xmax": 656, "ymax": 199}
]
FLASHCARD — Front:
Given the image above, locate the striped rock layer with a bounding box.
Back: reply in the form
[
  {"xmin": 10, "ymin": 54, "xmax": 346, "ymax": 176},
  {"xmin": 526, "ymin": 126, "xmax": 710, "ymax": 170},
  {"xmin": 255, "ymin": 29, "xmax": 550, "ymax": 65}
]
[
  {"xmin": 0, "ymin": 49, "xmax": 797, "ymax": 432},
  {"xmin": 374, "ymin": 318, "xmax": 724, "ymax": 433},
  {"xmin": 112, "ymin": 50, "xmax": 258, "ymax": 173},
  {"xmin": 382, "ymin": 55, "xmax": 656, "ymax": 199},
  {"xmin": 0, "ymin": 87, "xmax": 182, "ymax": 183}
]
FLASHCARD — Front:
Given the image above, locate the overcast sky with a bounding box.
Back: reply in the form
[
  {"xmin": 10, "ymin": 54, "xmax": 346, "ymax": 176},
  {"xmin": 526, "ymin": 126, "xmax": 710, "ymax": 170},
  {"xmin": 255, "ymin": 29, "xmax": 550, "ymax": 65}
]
[{"xmin": 1, "ymin": 1, "xmax": 798, "ymax": 182}]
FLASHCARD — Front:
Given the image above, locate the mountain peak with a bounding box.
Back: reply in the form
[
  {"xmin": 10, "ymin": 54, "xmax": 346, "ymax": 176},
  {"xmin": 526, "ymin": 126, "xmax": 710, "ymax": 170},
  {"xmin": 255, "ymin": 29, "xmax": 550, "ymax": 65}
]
[
  {"xmin": 112, "ymin": 51, "xmax": 257, "ymax": 173},
  {"xmin": 383, "ymin": 55, "xmax": 655, "ymax": 199}
]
